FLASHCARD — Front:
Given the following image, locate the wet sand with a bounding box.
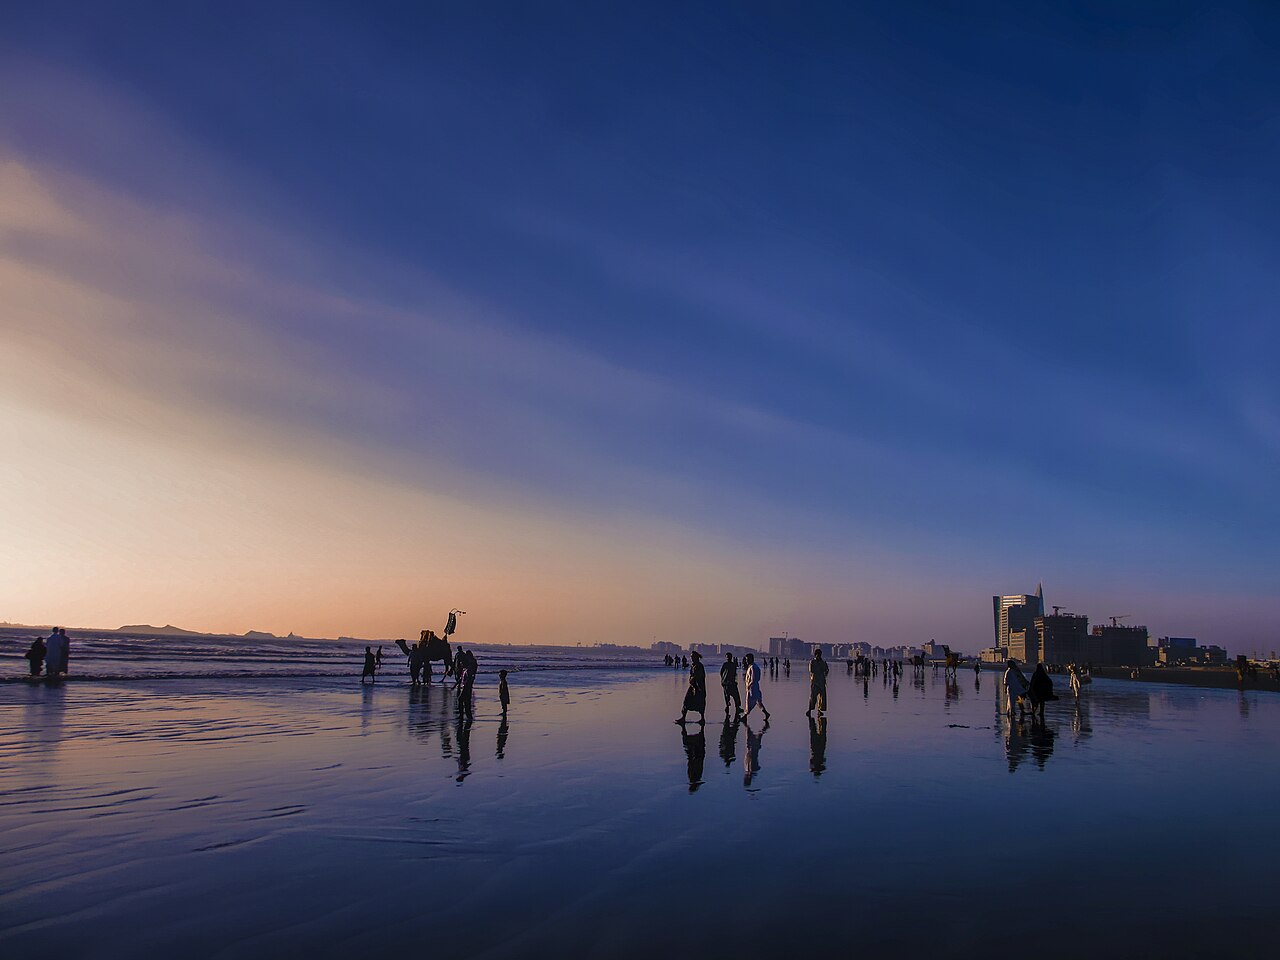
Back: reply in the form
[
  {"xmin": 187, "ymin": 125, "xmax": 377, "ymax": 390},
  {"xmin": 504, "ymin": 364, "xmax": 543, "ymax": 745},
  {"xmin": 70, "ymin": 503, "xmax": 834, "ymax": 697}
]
[{"xmin": 2, "ymin": 669, "xmax": 1277, "ymax": 958}]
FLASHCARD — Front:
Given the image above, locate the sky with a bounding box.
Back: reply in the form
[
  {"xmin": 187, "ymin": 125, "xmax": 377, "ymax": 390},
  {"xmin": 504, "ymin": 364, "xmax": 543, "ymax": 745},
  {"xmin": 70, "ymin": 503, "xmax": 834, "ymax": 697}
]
[{"xmin": 1, "ymin": 2, "xmax": 1278, "ymax": 652}]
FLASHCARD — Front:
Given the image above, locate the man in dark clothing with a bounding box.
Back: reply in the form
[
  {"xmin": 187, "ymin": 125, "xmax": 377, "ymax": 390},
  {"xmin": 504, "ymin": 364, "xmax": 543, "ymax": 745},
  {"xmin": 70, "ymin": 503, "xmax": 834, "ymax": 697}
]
[
  {"xmin": 361, "ymin": 646, "xmax": 377, "ymax": 683},
  {"xmin": 807, "ymin": 648, "xmax": 829, "ymax": 716},
  {"xmin": 720, "ymin": 652, "xmax": 742, "ymax": 717}
]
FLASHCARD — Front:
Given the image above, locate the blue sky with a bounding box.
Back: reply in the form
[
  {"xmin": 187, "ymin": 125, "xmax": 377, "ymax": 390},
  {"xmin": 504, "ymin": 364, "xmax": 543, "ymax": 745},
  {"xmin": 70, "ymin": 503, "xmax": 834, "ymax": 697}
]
[{"xmin": 2, "ymin": 3, "xmax": 1278, "ymax": 648}]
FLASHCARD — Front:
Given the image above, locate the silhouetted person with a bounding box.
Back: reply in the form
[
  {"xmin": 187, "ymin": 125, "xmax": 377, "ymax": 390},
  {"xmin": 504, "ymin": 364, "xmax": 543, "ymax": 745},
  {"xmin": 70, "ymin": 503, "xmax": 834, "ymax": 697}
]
[
  {"xmin": 808, "ymin": 714, "xmax": 827, "ymax": 778},
  {"xmin": 741, "ymin": 653, "xmax": 770, "ymax": 721},
  {"xmin": 408, "ymin": 643, "xmax": 424, "ymax": 685},
  {"xmin": 25, "ymin": 636, "xmax": 46, "ymax": 677},
  {"xmin": 1028, "ymin": 663, "xmax": 1056, "ymax": 722},
  {"xmin": 361, "ymin": 646, "xmax": 377, "ymax": 683},
  {"xmin": 499, "ymin": 668, "xmax": 510, "ymax": 715},
  {"xmin": 807, "ymin": 648, "xmax": 829, "ymax": 716},
  {"xmin": 677, "ymin": 651, "xmax": 707, "ymax": 723},
  {"xmin": 719, "ymin": 652, "xmax": 742, "ymax": 717},
  {"xmin": 45, "ymin": 628, "xmax": 69, "ymax": 679},
  {"xmin": 678, "ymin": 719, "xmax": 706, "ymax": 792},
  {"xmin": 375, "ymin": 645, "xmax": 384, "ymax": 667}
]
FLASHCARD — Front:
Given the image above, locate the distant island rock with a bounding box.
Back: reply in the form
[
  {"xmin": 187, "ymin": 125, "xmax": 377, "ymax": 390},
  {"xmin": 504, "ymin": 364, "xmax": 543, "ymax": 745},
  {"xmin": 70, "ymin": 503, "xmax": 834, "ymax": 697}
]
[
  {"xmin": 118, "ymin": 624, "xmax": 205, "ymax": 636},
  {"xmin": 242, "ymin": 630, "xmax": 279, "ymax": 640}
]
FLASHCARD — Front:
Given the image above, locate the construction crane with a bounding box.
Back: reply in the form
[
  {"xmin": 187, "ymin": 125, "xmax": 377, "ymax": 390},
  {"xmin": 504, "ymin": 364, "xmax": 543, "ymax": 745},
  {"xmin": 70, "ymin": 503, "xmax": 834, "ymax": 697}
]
[{"xmin": 1109, "ymin": 615, "xmax": 1131, "ymax": 627}]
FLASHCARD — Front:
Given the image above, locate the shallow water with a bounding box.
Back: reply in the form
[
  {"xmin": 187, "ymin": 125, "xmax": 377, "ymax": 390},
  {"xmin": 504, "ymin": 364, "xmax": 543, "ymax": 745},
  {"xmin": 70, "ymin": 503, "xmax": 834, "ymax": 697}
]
[{"xmin": 1, "ymin": 668, "xmax": 1277, "ymax": 958}]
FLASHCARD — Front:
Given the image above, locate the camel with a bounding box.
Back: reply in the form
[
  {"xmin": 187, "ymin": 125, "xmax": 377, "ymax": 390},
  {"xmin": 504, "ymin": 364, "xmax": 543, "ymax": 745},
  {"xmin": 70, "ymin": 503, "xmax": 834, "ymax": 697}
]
[
  {"xmin": 395, "ymin": 610, "xmax": 464, "ymax": 681},
  {"xmin": 943, "ymin": 646, "xmax": 960, "ymax": 680}
]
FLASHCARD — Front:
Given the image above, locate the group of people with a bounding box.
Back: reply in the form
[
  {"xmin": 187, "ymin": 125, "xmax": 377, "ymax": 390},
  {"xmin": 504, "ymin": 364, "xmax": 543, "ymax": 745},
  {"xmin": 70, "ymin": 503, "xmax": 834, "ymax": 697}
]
[
  {"xmin": 678, "ymin": 649, "xmax": 836, "ymax": 725},
  {"xmin": 1002, "ymin": 658, "xmax": 1059, "ymax": 722},
  {"xmin": 23, "ymin": 628, "xmax": 70, "ymax": 680},
  {"xmin": 372, "ymin": 642, "xmax": 511, "ymax": 718}
]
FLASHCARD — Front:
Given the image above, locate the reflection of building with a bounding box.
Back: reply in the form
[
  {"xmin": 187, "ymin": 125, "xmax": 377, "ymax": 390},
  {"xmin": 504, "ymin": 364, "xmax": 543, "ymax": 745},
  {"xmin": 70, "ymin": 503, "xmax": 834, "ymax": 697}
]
[
  {"xmin": 1091, "ymin": 624, "xmax": 1151, "ymax": 667},
  {"xmin": 993, "ymin": 586, "xmax": 1045, "ymax": 661},
  {"xmin": 1037, "ymin": 613, "xmax": 1090, "ymax": 664}
]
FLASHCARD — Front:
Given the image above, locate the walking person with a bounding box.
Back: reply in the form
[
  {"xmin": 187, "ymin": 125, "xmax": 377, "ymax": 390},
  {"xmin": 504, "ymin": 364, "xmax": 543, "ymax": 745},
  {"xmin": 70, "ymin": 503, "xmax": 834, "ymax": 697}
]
[
  {"xmin": 719, "ymin": 652, "xmax": 742, "ymax": 718},
  {"xmin": 741, "ymin": 653, "xmax": 770, "ymax": 721},
  {"xmin": 1003, "ymin": 659, "xmax": 1030, "ymax": 719},
  {"xmin": 25, "ymin": 635, "xmax": 47, "ymax": 677},
  {"xmin": 806, "ymin": 647, "xmax": 829, "ymax": 716},
  {"xmin": 676, "ymin": 651, "xmax": 707, "ymax": 723},
  {"xmin": 361, "ymin": 645, "xmax": 377, "ymax": 683},
  {"xmin": 375, "ymin": 645, "xmax": 384, "ymax": 668}
]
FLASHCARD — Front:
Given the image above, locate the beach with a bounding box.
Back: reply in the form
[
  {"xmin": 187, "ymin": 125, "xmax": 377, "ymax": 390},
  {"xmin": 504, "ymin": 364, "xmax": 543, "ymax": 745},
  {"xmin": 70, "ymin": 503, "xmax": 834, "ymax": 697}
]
[{"xmin": 2, "ymin": 660, "xmax": 1278, "ymax": 959}]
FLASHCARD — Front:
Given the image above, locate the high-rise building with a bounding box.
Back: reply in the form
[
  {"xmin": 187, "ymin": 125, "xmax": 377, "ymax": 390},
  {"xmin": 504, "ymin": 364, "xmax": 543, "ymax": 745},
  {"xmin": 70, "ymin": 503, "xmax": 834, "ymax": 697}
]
[
  {"xmin": 993, "ymin": 585, "xmax": 1045, "ymax": 656},
  {"xmin": 1037, "ymin": 613, "xmax": 1090, "ymax": 665},
  {"xmin": 1091, "ymin": 624, "xmax": 1151, "ymax": 667},
  {"xmin": 768, "ymin": 637, "xmax": 787, "ymax": 657}
]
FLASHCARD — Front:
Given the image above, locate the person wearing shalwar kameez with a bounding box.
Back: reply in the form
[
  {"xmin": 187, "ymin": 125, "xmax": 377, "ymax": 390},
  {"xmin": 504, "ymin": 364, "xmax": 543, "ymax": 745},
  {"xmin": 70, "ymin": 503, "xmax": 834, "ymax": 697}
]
[{"xmin": 677, "ymin": 651, "xmax": 707, "ymax": 723}]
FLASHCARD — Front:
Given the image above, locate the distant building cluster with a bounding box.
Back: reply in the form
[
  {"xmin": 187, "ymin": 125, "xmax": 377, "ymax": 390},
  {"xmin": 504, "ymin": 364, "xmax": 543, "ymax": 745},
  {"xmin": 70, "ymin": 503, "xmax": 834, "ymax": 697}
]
[{"xmin": 983, "ymin": 586, "xmax": 1227, "ymax": 667}]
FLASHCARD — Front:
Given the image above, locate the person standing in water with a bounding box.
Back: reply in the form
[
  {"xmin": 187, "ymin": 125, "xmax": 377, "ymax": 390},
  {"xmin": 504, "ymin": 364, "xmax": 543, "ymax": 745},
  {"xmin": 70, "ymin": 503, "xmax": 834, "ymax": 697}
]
[
  {"xmin": 375, "ymin": 645, "xmax": 384, "ymax": 668},
  {"xmin": 719, "ymin": 652, "xmax": 742, "ymax": 718},
  {"xmin": 741, "ymin": 653, "xmax": 770, "ymax": 721},
  {"xmin": 25, "ymin": 635, "xmax": 46, "ymax": 677},
  {"xmin": 45, "ymin": 628, "xmax": 69, "ymax": 680},
  {"xmin": 361, "ymin": 646, "xmax": 377, "ymax": 683},
  {"xmin": 807, "ymin": 647, "xmax": 829, "ymax": 716},
  {"xmin": 498, "ymin": 669, "xmax": 511, "ymax": 715},
  {"xmin": 677, "ymin": 651, "xmax": 707, "ymax": 723}
]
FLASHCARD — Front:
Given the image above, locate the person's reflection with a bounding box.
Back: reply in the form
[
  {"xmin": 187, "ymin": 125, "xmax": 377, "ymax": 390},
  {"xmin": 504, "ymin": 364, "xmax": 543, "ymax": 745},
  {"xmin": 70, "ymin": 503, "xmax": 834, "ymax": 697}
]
[
  {"xmin": 808, "ymin": 715, "xmax": 827, "ymax": 778},
  {"xmin": 24, "ymin": 685, "xmax": 67, "ymax": 762},
  {"xmin": 743, "ymin": 719, "xmax": 769, "ymax": 789},
  {"xmin": 1004, "ymin": 718, "xmax": 1030, "ymax": 773},
  {"xmin": 891, "ymin": 679, "xmax": 899, "ymax": 700},
  {"xmin": 407, "ymin": 682, "xmax": 440, "ymax": 744},
  {"xmin": 455, "ymin": 716, "xmax": 473, "ymax": 782},
  {"xmin": 1239, "ymin": 691, "xmax": 1251, "ymax": 720},
  {"xmin": 677, "ymin": 720, "xmax": 705, "ymax": 793},
  {"xmin": 496, "ymin": 715, "xmax": 509, "ymax": 760},
  {"xmin": 1029, "ymin": 721, "xmax": 1055, "ymax": 769},
  {"xmin": 718, "ymin": 715, "xmax": 739, "ymax": 768},
  {"xmin": 862, "ymin": 677, "xmax": 870, "ymax": 700},
  {"xmin": 1071, "ymin": 699, "xmax": 1092, "ymax": 743},
  {"xmin": 360, "ymin": 682, "xmax": 375, "ymax": 732}
]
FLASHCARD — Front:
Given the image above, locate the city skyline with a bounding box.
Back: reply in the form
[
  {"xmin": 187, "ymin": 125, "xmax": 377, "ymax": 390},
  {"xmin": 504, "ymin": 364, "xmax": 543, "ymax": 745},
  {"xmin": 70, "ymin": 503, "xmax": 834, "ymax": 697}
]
[{"xmin": 3, "ymin": 5, "xmax": 1278, "ymax": 649}]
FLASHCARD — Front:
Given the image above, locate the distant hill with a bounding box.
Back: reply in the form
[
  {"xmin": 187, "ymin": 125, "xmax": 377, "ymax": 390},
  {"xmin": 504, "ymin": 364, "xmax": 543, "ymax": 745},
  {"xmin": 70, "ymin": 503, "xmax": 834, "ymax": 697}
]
[
  {"xmin": 118, "ymin": 624, "xmax": 205, "ymax": 636},
  {"xmin": 242, "ymin": 630, "xmax": 279, "ymax": 640}
]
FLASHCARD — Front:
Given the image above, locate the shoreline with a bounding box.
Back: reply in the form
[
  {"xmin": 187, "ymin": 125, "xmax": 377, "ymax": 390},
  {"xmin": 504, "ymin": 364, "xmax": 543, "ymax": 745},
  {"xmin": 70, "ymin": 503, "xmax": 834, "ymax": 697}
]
[{"xmin": 1082, "ymin": 664, "xmax": 1279, "ymax": 693}]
